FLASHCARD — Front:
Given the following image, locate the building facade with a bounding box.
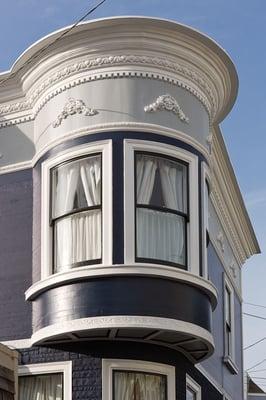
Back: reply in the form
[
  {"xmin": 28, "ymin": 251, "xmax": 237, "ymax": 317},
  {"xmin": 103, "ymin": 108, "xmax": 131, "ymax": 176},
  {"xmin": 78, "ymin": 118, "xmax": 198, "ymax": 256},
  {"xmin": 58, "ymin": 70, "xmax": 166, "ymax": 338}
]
[{"xmin": 0, "ymin": 17, "xmax": 259, "ymax": 400}]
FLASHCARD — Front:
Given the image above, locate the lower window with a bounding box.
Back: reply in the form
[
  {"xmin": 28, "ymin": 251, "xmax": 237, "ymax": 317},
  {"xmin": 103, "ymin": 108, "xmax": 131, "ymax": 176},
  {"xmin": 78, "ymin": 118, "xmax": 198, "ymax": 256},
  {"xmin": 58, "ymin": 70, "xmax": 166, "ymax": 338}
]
[
  {"xmin": 186, "ymin": 375, "xmax": 201, "ymax": 400},
  {"xmin": 19, "ymin": 373, "xmax": 63, "ymax": 400},
  {"xmin": 102, "ymin": 359, "xmax": 175, "ymax": 400},
  {"xmin": 18, "ymin": 361, "xmax": 72, "ymax": 400}
]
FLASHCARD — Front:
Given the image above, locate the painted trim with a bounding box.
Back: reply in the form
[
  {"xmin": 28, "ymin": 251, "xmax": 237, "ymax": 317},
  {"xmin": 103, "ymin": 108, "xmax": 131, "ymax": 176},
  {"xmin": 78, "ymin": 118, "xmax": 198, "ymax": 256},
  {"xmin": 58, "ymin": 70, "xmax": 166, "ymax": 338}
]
[
  {"xmin": 124, "ymin": 139, "xmax": 200, "ymax": 276},
  {"xmin": 196, "ymin": 364, "xmax": 232, "ymax": 398},
  {"xmin": 201, "ymin": 162, "xmax": 211, "ymax": 280},
  {"xmin": 1, "ymin": 339, "xmax": 31, "ymax": 349},
  {"xmin": 223, "ymin": 274, "xmax": 237, "ymax": 371},
  {"xmin": 25, "ymin": 263, "xmax": 217, "ymax": 306},
  {"xmin": 0, "ymin": 160, "xmax": 32, "ymax": 175},
  {"xmin": 40, "ymin": 140, "xmax": 112, "ymax": 279},
  {"xmin": 102, "ymin": 358, "xmax": 175, "ymax": 400},
  {"xmin": 186, "ymin": 374, "xmax": 202, "ymax": 400},
  {"xmin": 30, "ymin": 315, "xmax": 215, "ymax": 349},
  {"xmin": 18, "ymin": 361, "xmax": 72, "ymax": 400}
]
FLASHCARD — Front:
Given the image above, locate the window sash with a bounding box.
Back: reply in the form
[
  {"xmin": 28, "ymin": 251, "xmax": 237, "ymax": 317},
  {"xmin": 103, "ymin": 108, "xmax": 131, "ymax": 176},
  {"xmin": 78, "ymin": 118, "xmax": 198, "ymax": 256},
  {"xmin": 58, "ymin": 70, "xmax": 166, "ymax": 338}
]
[
  {"xmin": 18, "ymin": 373, "xmax": 63, "ymax": 400},
  {"xmin": 135, "ymin": 152, "xmax": 188, "ymax": 268},
  {"xmin": 50, "ymin": 153, "xmax": 102, "ymax": 272},
  {"xmin": 113, "ymin": 370, "xmax": 167, "ymax": 400}
]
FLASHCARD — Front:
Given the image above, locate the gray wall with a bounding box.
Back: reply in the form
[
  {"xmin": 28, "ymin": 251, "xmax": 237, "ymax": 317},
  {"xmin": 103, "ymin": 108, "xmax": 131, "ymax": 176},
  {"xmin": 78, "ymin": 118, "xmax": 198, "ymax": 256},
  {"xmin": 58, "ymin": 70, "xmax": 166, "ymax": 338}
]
[
  {"xmin": 0, "ymin": 169, "xmax": 32, "ymax": 340},
  {"xmin": 201, "ymin": 243, "xmax": 243, "ymax": 400}
]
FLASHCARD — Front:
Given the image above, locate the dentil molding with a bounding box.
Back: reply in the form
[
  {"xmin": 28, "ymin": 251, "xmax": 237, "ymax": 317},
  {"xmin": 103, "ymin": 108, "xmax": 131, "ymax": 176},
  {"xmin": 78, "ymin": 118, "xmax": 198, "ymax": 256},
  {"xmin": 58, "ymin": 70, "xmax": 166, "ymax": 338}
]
[{"xmin": 0, "ymin": 54, "xmax": 216, "ymax": 122}]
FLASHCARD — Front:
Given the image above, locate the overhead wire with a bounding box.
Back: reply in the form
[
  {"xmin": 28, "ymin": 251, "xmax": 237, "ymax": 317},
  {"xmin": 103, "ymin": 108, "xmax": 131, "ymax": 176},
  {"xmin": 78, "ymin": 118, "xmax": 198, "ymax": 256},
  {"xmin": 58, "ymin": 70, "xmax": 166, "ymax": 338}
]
[
  {"xmin": 0, "ymin": 0, "xmax": 107, "ymax": 88},
  {"xmin": 244, "ymin": 302, "xmax": 266, "ymax": 309},
  {"xmin": 243, "ymin": 312, "xmax": 266, "ymax": 321},
  {"xmin": 244, "ymin": 337, "xmax": 266, "ymax": 350}
]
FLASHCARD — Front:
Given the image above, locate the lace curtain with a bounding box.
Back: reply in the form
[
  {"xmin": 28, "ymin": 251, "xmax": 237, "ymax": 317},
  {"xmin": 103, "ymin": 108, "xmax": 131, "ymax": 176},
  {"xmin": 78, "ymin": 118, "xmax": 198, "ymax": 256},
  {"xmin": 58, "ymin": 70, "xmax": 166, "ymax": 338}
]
[
  {"xmin": 18, "ymin": 374, "xmax": 63, "ymax": 400},
  {"xmin": 53, "ymin": 155, "xmax": 101, "ymax": 272},
  {"xmin": 136, "ymin": 154, "xmax": 186, "ymax": 265},
  {"xmin": 114, "ymin": 371, "xmax": 166, "ymax": 400}
]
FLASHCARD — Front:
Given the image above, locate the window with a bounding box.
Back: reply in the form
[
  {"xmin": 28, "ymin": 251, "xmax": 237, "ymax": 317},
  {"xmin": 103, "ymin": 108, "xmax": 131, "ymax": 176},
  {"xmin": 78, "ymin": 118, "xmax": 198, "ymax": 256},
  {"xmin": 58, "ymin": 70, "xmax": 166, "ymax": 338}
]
[
  {"xmin": 41, "ymin": 140, "xmax": 112, "ymax": 279},
  {"xmin": 223, "ymin": 276, "xmax": 238, "ymax": 374},
  {"xmin": 124, "ymin": 140, "xmax": 199, "ymax": 275},
  {"xmin": 113, "ymin": 370, "xmax": 167, "ymax": 400},
  {"xmin": 135, "ymin": 152, "xmax": 188, "ymax": 267},
  {"xmin": 18, "ymin": 361, "xmax": 72, "ymax": 400},
  {"xmin": 51, "ymin": 153, "xmax": 102, "ymax": 273},
  {"xmin": 102, "ymin": 359, "xmax": 175, "ymax": 400},
  {"xmin": 186, "ymin": 375, "xmax": 201, "ymax": 400},
  {"xmin": 201, "ymin": 162, "xmax": 210, "ymax": 279}
]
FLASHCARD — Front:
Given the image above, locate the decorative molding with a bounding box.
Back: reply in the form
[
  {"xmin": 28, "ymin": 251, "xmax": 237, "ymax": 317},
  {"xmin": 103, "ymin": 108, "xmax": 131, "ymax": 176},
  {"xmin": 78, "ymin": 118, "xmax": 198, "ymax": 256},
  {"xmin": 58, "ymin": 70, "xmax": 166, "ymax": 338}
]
[
  {"xmin": 206, "ymin": 134, "xmax": 213, "ymax": 154},
  {"xmin": 144, "ymin": 94, "xmax": 189, "ymax": 122},
  {"xmin": 25, "ymin": 263, "xmax": 217, "ymax": 305},
  {"xmin": 0, "ymin": 160, "xmax": 32, "ymax": 176},
  {"xmin": 30, "ymin": 315, "xmax": 215, "ymax": 354},
  {"xmin": 229, "ymin": 260, "xmax": 237, "ymax": 279},
  {"xmin": 0, "ymin": 54, "xmax": 216, "ymax": 122},
  {"xmin": 52, "ymin": 97, "xmax": 98, "ymax": 128},
  {"xmin": 217, "ymin": 231, "xmax": 225, "ymax": 253}
]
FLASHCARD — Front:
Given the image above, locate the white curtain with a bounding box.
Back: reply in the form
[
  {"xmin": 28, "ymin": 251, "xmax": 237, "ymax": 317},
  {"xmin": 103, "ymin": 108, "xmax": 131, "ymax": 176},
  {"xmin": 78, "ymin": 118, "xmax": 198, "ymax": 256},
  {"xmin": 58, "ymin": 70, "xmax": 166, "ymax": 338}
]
[
  {"xmin": 54, "ymin": 156, "xmax": 101, "ymax": 272},
  {"xmin": 114, "ymin": 372, "xmax": 166, "ymax": 400},
  {"xmin": 136, "ymin": 155, "xmax": 185, "ymax": 264},
  {"xmin": 19, "ymin": 375, "xmax": 62, "ymax": 400}
]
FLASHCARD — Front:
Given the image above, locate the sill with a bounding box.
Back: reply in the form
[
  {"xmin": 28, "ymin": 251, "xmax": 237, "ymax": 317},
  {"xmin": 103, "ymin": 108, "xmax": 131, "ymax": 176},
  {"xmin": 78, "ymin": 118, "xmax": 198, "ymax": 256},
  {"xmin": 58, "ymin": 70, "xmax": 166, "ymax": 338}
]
[{"xmin": 223, "ymin": 355, "xmax": 239, "ymax": 375}]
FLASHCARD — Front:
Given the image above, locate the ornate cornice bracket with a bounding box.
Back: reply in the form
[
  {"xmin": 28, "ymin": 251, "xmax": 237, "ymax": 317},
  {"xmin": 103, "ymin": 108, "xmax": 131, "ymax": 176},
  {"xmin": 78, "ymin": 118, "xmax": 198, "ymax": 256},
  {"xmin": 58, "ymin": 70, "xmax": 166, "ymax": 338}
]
[
  {"xmin": 52, "ymin": 98, "xmax": 98, "ymax": 128},
  {"xmin": 144, "ymin": 94, "xmax": 189, "ymax": 123}
]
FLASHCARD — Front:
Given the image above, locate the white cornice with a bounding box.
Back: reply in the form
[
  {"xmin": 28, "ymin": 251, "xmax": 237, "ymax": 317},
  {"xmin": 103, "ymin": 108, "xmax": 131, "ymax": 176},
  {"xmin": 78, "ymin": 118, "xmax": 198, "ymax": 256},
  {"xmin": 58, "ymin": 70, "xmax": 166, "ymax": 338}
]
[
  {"xmin": 210, "ymin": 126, "xmax": 260, "ymax": 265},
  {"xmin": 0, "ymin": 17, "xmax": 238, "ymax": 128}
]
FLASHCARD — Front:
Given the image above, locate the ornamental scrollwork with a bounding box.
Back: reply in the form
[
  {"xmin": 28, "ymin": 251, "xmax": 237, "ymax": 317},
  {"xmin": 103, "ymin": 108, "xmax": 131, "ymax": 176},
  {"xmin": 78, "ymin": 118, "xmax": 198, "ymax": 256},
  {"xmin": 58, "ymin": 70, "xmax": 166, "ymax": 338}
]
[
  {"xmin": 52, "ymin": 97, "xmax": 98, "ymax": 128},
  {"xmin": 144, "ymin": 94, "xmax": 189, "ymax": 123}
]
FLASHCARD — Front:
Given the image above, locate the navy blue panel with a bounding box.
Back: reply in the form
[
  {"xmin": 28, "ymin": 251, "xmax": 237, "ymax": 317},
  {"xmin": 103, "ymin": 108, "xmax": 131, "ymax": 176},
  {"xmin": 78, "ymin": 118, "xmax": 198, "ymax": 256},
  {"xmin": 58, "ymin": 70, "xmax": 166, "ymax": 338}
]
[
  {"xmin": 0, "ymin": 169, "xmax": 32, "ymax": 340},
  {"xmin": 33, "ymin": 276, "xmax": 212, "ymax": 332}
]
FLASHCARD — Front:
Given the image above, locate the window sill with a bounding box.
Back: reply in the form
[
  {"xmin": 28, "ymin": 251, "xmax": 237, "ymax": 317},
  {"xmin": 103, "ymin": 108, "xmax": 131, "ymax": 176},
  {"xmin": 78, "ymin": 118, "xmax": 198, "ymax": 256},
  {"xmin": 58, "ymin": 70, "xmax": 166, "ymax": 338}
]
[{"xmin": 223, "ymin": 356, "xmax": 238, "ymax": 375}]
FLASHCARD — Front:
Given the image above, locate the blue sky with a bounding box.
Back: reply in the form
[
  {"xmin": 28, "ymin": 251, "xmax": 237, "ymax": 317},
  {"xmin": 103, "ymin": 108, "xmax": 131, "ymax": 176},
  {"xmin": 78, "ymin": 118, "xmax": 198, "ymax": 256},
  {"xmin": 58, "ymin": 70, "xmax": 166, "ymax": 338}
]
[{"xmin": 1, "ymin": 0, "xmax": 266, "ymax": 387}]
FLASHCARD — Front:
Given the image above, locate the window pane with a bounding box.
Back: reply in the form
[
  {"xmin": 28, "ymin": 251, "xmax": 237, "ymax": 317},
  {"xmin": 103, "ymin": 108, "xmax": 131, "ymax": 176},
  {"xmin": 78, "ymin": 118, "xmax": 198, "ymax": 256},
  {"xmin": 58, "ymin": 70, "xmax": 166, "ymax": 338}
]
[
  {"xmin": 136, "ymin": 154, "xmax": 187, "ymax": 213},
  {"xmin": 113, "ymin": 371, "xmax": 167, "ymax": 400},
  {"xmin": 186, "ymin": 387, "xmax": 196, "ymax": 400},
  {"xmin": 54, "ymin": 209, "xmax": 101, "ymax": 272},
  {"xmin": 137, "ymin": 208, "xmax": 185, "ymax": 265},
  {"xmin": 52, "ymin": 154, "xmax": 101, "ymax": 219},
  {"xmin": 19, "ymin": 373, "xmax": 63, "ymax": 400},
  {"xmin": 225, "ymin": 288, "xmax": 231, "ymax": 325}
]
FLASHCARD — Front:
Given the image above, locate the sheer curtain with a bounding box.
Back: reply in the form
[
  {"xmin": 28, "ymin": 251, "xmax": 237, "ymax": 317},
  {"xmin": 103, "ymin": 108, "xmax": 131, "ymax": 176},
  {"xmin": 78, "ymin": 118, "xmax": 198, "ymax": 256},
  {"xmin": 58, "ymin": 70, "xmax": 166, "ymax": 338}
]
[
  {"xmin": 54, "ymin": 156, "xmax": 101, "ymax": 272},
  {"xmin": 0, "ymin": 390, "xmax": 14, "ymax": 400},
  {"xmin": 136, "ymin": 155, "xmax": 186, "ymax": 265},
  {"xmin": 114, "ymin": 371, "xmax": 166, "ymax": 400},
  {"xmin": 18, "ymin": 374, "xmax": 63, "ymax": 400}
]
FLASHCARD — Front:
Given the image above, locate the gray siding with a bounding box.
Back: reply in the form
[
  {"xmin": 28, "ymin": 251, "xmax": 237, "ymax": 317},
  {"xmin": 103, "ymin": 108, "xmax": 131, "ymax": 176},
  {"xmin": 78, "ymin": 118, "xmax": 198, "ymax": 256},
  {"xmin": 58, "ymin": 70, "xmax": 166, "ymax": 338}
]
[
  {"xmin": 0, "ymin": 169, "xmax": 32, "ymax": 340},
  {"xmin": 201, "ymin": 243, "xmax": 243, "ymax": 400}
]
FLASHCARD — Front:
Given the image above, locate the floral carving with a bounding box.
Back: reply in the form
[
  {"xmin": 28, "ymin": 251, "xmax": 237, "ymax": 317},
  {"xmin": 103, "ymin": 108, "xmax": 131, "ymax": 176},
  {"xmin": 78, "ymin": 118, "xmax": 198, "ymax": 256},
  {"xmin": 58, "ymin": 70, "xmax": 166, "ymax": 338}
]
[
  {"xmin": 52, "ymin": 98, "xmax": 98, "ymax": 128},
  {"xmin": 144, "ymin": 94, "xmax": 189, "ymax": 123},
  {"xmin": 229, "ymin": 261, "xmax": 237, "ymax": 279},
  {"xmin": 206, "ymin": 134, "xmax": 213, "ymax": 154},
  {"xmin": 217, "ymin": 231, "xmax": 225, "ymax": 253}
]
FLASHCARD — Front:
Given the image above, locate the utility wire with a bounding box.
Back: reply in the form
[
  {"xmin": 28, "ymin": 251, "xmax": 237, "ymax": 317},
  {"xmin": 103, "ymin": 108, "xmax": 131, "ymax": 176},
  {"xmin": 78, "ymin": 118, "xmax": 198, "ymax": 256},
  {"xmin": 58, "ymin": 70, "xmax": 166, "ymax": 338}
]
[
  {"xmin": 249, "ymin": 369, "xmax": 266, "ymax": 373},
  {"xmin": 244, "ymin": 337, "xmax": 266, "ymax": 350},
  {"xmin": 0, "ymin": 0, "xmax": 107, "ymax": 88},
  {"xmin": 244, "ymin": 302, "xmax": 266, "ymax": 309},
  {"xmin": 243, "ymin": 312, "xmax": 266, "ymax": 321},
  {"xmin": 246, "ymin": 359, "xmax": 266, "ymax": 372}
]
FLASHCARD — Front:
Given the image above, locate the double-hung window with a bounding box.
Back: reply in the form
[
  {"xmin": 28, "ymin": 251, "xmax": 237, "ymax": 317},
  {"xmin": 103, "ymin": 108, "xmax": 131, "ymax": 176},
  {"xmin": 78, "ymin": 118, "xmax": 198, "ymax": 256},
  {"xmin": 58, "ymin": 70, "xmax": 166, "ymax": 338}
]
[
  {"xmin": 102, "ymin": 359, "xmax": 175, "ymax": 400},
  {"xmin": 135, "ymin": 152, "xmax": 188, "ymax": 268},
  {"xmin": 224, "ymin": 285, "xmax": 232, "ymax": 358},
  {"xmin": 51, "ymin": 154, "xmax": 102, "ymax": 273},
  {"xmin": 186, "ymin": 375, "xmax": 201, "ymax": 400}
]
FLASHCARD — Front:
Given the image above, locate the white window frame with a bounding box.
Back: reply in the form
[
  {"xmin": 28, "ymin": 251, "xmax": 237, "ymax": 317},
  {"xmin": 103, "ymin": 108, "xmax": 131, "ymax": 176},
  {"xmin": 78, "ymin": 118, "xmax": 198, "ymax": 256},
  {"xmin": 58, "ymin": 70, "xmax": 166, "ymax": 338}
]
[
  {"xmin": 124, "ymin": 139, "xmax": 199, "ymax": 275},
  {"xmin": 18, "ymin": 361, "xmax": 72, "ymax": 400},
  {"xmin": 186, "ymin": 374, "xmax": 201, "ymax": 400},
  {"xmin": 102, "ymin": 359, "xmax": 175, "ymax": 400},
  {"xmin": 201, "ymin": 162, "xmax": 211, "ymax": 280},
  {"xmin": 41, "ymin": 140, "xmax": 112, "ymax": 279},
  {"xmin": 223, "ymin": 274, "xmax": 238, "ymax": 374}
]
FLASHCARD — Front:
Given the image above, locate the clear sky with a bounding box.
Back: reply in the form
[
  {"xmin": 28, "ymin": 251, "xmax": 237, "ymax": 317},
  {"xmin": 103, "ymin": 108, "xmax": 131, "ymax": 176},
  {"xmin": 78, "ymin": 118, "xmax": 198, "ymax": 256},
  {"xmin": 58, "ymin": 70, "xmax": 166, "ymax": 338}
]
[{"xmin": 1, "ymin": 0, "xmax": 266, "ymax": 389}]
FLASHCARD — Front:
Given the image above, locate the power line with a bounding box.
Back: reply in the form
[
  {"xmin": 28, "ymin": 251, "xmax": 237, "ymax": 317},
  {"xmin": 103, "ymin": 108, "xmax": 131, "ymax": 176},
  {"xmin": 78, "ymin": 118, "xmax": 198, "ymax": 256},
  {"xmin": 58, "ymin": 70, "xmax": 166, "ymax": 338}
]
[
  {"xmin": 244, "ymin": 337, "xmax": 266, "ymax": 350},
  {"xmin": 244, "ymin": 302, "xmax": 266, "ymax": 309},
  {"xmin": 243, "ymin": 312, "xmax": 266, "ymax": 321},
  {"xmin": 249, "ymin": 369, "xmax": 266, "ymax": 373},
  {"xmin": 246, "ymin": 359, "xmax": 266, "ymax": 371},
  {"xmin": 0, "ymin": 0, "xmax": 107, "ymax": 88}
]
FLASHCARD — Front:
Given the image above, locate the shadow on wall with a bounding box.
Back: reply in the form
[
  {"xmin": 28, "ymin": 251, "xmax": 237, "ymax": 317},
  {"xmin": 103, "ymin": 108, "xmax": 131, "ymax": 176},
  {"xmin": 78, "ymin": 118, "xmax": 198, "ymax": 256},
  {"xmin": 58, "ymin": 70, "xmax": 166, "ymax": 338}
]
[{"xmin": 0, "ymin": 123, "xmax": 35, "ymax": 167}]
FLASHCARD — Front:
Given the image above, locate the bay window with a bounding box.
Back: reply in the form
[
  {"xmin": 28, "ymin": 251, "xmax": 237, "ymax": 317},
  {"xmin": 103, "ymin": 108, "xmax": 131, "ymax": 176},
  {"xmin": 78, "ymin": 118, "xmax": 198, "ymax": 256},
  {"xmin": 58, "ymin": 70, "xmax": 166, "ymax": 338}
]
[
  {"xmin": 135, "ymin": 153, "xmax": 188, "ymax": 267},
  {"xmin": 19, "ymin": 373, "xmax": 63, "ymax": 400},
  {"xmin": 51, "ymin": 154, "xmax": 102, "ymax": 273}
]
